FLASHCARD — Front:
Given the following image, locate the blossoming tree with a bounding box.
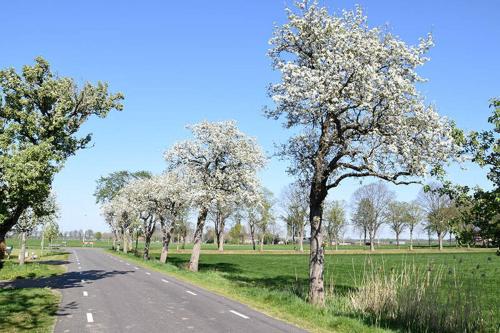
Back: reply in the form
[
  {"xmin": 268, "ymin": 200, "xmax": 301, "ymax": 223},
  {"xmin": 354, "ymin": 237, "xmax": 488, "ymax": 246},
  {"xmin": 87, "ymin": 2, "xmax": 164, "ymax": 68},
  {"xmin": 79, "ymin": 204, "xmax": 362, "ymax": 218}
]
[
  {"xmin": 165, "ymin": 120, "xmax": 266, "ymax": 272},
  {"xmin": 266, "ymin": 2, "xmax": 458, "ymax": 305}
]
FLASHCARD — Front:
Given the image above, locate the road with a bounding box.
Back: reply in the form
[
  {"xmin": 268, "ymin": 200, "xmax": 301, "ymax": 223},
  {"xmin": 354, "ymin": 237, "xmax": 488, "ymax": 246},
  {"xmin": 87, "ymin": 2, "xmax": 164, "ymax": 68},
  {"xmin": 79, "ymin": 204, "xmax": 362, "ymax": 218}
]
[{"xmin": 54, "ymin": 248, "xmax": 307, "ymax": 333}]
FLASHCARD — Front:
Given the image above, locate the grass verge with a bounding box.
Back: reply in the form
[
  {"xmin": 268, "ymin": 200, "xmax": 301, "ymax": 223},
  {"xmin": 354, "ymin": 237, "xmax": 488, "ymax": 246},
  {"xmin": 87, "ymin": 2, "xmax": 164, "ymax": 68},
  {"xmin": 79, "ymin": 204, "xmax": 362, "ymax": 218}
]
[{"xmin": 0, "ymin": 250, "xmax": 68, "ymax": 333}]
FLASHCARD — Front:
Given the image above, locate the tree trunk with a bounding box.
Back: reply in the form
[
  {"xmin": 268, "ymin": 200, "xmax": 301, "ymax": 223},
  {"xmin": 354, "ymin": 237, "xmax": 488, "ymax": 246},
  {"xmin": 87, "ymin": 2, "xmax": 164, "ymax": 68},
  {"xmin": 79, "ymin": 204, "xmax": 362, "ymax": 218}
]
[
  {"xmin": 409, "ymin": 229, "xmax": 414, "ymax": 251},
  {"xmin": 216, "ymin": 215, "xmax": 225, "ymax": 252},
  {"xmin": 0, "ymin": 208, "xmax": 24, "ymax": 260},
  {"xmin": 123, "ymin": 230, "xmax": 128, "ymax": 254},
  {"xmin": 370, "ymin": 233, "xmax": 375, "ymax": 252},
  {"xmin": 260, "ymin": 233, "xmax": 264, "ymax": 252},
  {"xmin": 41, "ymin": 225, "xmax": 46, "ymax": 257},
  {"xmin": 250, "ymin": 225, "xmax": 256, "ymax": 250},
  {"xmin": 160, "ymin": 226, "xmax": 173, "ymax": 263},
  {"xmin": 188, "ymin": 207, "xmax": 208, "ymax": 272},
  {"xmin": 298, "ymin": 225, "xmax": 304, "ymax": 252},
  {"xmin": 19, "ymin": 232, "xmax": 27, "ymax": 265},
  {"xmin": 218, "ymin": 232, "xmax": 224, "ymax": 252},
  {"xmin": 396, "ymin": 232, "xmax": 400, "ymax": 247},
  {"xmin": 143, "ymin": 234, "xmax": 151, "ymax": 260},
  {"xmin": 363, "ymin": 227, "xmax": 367, "ymax": 245},
  {"xmin": 308, "ymin": 192, "xmax": 325, "ymax": 306},
  {"xmin": 438, "ymin": 232, "xmax": 443, "ymax": 251},
  {"xmin": 135, "ymin": 230, "xmax": 139, "ymax": 253}
]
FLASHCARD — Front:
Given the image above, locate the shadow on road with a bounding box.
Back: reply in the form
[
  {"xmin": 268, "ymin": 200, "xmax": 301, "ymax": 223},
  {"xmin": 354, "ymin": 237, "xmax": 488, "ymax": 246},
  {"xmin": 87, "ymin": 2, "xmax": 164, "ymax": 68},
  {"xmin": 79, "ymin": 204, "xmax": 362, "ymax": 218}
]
[{"xmin": 0, "ymin": 269, "xmax": 134, "ymax": 289}]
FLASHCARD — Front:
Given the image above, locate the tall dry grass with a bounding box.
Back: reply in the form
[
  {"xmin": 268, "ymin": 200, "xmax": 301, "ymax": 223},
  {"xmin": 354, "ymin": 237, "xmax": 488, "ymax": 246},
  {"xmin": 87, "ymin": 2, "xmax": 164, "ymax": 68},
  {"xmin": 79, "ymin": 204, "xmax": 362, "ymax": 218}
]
[{"xmin": 348, "ymin": 260, "xmax": 492, "ymax": 332}]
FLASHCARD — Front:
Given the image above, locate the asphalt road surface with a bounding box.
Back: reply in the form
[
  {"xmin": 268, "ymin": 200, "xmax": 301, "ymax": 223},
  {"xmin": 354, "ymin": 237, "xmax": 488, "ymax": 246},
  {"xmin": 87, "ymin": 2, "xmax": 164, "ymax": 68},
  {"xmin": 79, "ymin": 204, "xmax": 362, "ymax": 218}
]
[{"xmin": 54, "ymin": 248, "xmax": 307, "ymax": 333}]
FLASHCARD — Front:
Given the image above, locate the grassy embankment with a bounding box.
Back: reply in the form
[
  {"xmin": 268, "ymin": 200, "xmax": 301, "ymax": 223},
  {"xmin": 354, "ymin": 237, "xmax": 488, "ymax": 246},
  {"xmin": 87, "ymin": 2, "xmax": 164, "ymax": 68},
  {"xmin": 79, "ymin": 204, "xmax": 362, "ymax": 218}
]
[
  {"xmin": 0, "ymin": 248, "xmax": 68, "ymax": 333},
  {"xmin": 109, "ymin": 248, "xmax": 499, "ymax": 333}
]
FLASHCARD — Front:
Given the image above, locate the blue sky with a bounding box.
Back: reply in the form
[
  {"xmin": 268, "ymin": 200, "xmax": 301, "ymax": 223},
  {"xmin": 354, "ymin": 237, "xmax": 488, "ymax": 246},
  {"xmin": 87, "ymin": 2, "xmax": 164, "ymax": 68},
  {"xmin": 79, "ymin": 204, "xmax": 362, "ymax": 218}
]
[{"xmin": 1, "ymin": 1, "xmax": 498, "ymax": 238}]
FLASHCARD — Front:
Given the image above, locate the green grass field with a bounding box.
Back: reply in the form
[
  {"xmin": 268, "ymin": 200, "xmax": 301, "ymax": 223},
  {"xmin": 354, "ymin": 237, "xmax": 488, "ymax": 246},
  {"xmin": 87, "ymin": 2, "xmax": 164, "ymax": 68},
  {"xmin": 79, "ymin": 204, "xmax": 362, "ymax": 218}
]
[
  {"xmin": 18, "ymin": 237, "xmax": 470, "ymax": 252},
  {"xmin": 110, "ymin": 248, "xmax": 500, "ymax": 333}
]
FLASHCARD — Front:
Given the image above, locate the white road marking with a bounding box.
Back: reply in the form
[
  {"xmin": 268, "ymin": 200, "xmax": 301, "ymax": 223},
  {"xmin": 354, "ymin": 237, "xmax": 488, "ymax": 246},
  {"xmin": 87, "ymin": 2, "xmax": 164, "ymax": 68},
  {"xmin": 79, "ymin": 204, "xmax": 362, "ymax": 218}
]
[
  {"xmin": 161, "ymin": 279, "xmax": 169, "ymax": 283},
  {"xmin": 86, "ymin": 312, "xmax": 94, "ymax": 323},
  {"xmin": 126, "ymin": 263, "xmax": 130, "ymax": 266},
  {"xmin": 83, "ymin": 291, "xmax": 88, "ymax": 297},
  {"xmin": 81, "ymin": 279, "xmax": 85, "ymax": 283},
  {"xmin": 119, "ymin": 260, "xmax": 123, "ymax": 263},
  {"xmin": 134, "ymin": 266, "xmax": 139, "ymax": 270},
  {"xmin": 230, "ymin": 310, "xmax": 249, "ymax": 319},
  {"xmin": 186, "ymin": 290, "xmax": 197, "ymax": 296},
  {"xmin": 145, "ymin": 272, "xmax": 151, "ymax": 275}
]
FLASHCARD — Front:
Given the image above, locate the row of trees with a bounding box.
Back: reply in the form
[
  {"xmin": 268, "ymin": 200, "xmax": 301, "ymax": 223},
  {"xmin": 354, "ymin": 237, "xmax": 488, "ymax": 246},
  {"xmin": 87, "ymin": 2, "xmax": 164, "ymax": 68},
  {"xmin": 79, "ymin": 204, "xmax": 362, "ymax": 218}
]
[{"xmin": 97, "ymin": 121, "xmax": 271, "ymax": 270}]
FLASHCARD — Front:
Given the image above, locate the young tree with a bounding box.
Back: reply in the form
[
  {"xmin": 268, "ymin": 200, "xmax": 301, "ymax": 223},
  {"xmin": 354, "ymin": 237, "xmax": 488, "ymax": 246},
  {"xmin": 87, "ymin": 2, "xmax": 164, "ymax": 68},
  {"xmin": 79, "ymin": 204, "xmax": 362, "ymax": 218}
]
[
  {"xmin": 257, "ymin": 189, "xmax": 276, "ymax": 252},
  {"xmin": 418, "ymin": 184, "xmax": 457, "ymax": 250},
  {"xmin": 323, "ymin": 200, "xmax": 347, "ymax": 250},
  {"xmin": 403, "ymin": 202, "xmax": 423, "ymax": 250},
  {"xmin": 211, "ymin": 200, "xmax": 236, "ymax": 252},
  {"xmin": 266, "ymin": 2, "xmax": 457, "ymax": 305},
  {"xmin": 165, "ymin": 121, "xmax": 266, "ymax": 272},
  {"xmin": 281, "ymin": 182, "xmax": 308, "ymax": 252},
  {"xmin": 228, "ymin": 220, "xmax": 245, "ymax": 244},
  {"xmin": 385, "ymin": 201, "xmax": 407, "ymax": 247},
  {"xmin": 0, "ymin": 57, "xmax": 123, "ymax": 259},
  {"xmin": 44, "ymin": 221, "xmax": 60, "ymax": 246},
  {"xmin": 352, "ymin": 183, "xmax": 394, "ymax": 251},
  {"xmin": 246, "ymin": 205, "xmax": 259, "ymax": 250},
  {"xmin": 95, "ymin": 232, "xmax": 102, "ymax": 241}
]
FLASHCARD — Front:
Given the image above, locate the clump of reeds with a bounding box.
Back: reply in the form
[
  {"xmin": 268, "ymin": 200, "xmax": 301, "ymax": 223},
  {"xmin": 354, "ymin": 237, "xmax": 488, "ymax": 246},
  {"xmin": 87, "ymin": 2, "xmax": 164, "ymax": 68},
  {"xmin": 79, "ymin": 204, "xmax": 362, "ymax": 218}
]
[{"xmin": 348, "ymin": 260, "xmax": 490, "ymax": 332}]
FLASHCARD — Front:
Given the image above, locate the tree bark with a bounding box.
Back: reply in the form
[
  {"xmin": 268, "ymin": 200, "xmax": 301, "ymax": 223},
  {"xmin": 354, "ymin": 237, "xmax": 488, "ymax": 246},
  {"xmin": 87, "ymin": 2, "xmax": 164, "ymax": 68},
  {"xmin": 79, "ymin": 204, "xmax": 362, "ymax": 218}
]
[
  {"xmin": 260, "ymin": 233, "xmax": 264, "ymax": 252},
  {"xmin": 0, "ymin": 208, "xmax": 24, "ymax": 260},
  {"xmin": 188, "ymin": 206, "xmax": 208, "ymax": 272},
  {"xmin": 396, "ymin": 232, "xmax": 400, "ymax": 247},
  {"xmin": 409, "ymin": 228, "xmax": 414, "ymax": 251},
  {"xmin": 143, "ymin": 235, "xmax": 151, "ymax": 260},
  {"xmin": 369, "ymin": 233, "xmax": 375, "ymax": 251},
  {"xmin": 298, "ymin": 224, "xmax": 304, "ymax": 252},
  {"xmin": 41, "ymin": 224, "xmax": 46, "ymax": 257},
  {"xmin": 160, "ymin": 226, "xmax": 173, "ymax": 263},
  {"xmin": 216, "ymin": 214, "xmax": 225, "ymax": 252},
  {"xmin": 308, "ymin": 191, "xmax": 326, "ymax": 306},
  {"xmin": 19, "ymin": 232, "xmax": 27, "ymax": 265},
  {"xmin": 122, "ymin": 229, "xmax": 128, "ymax": 254},
  {"xmin": 218, "ymin": 232, "xmax": 224, "ymax": 252},
  {"xmin": 438, "ymin": 231, "xmax": 443, "ymax": 251},
  {"xmin": 250, "ymin": 224, "xmax": 256, "ymax": 250}
]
